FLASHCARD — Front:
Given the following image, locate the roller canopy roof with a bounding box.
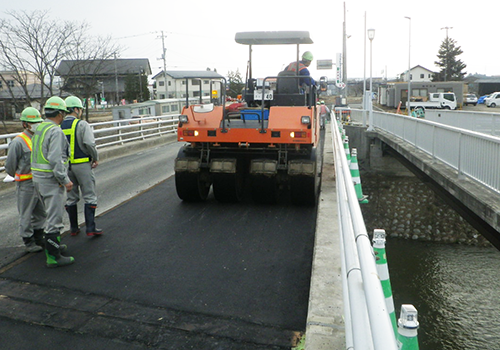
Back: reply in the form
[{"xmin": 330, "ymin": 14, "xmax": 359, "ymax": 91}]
[{"xmin": 235, "ymin": 31, "xmax": 313, "ymax": 45}]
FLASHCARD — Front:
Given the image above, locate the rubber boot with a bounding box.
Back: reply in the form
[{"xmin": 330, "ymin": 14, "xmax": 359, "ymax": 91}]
[
  {"xmin": 33, "ymin": 229, "xmax": 45, "ymax": 248},
  {"xmin": 65, "ymin": 205, "xmax": 80, "ymax": 236},
  {"xmin": 84, "ymin": 204, "xmax": 103, "ymax": 236},
  {"xmin": 33, "ymin": 229, "xmax": 66, "ymax": 252},
  {"xmin": 45, "ymin": 232, "xmax": 74, "ymax": 268},
  {"xmin": 22, "ymin": 235, "xmax": 43, "ymax": 253}
]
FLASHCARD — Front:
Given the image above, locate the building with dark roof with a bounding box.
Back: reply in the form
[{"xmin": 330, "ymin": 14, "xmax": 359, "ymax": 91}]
[{"xmin": 57, "ymin": 58, "xmax": 151, "ymax": 105}]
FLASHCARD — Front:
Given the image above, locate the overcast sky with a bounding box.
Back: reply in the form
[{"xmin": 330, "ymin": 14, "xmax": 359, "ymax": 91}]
[{"xmin": 2, "ymin": 0, "xmax": 497, "ymax": 82}]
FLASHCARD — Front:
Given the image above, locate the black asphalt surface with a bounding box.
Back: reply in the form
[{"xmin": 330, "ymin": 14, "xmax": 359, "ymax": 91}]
[{"xmin": 0, "ymin": 177, "xmax": 317, "ymax": 349}]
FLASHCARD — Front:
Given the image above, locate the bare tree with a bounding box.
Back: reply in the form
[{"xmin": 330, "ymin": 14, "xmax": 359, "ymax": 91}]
[
  {"xmin": 0, "ymin": 10, "xmax": 122, "ymax": 119},
  {"xmin": 58, "ymin": 30, "xmax": 121, "ymax": 120}
]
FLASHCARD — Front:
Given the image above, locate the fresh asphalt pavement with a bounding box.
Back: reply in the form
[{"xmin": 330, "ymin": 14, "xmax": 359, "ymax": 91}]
[{"xmin": 0, "ymin": 138, "xmax": 318, "ymax": 349}]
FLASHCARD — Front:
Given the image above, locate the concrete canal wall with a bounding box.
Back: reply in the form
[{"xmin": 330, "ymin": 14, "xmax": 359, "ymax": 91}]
[{"xmin": 344, "ymin": 125, "xmax": 490, "ymax": 247}]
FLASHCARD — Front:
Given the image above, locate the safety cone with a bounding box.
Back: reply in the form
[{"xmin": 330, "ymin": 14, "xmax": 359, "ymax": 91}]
[
  {"xmin": 372, "ymin": 229, "xmax": 397, "ymax": 336},
  {"xmin": 344, "ymin": 137, "xmax": 351, "ymax": 165},
  {"xmin": 350, "ymin": 148, "xmax": 368, "ymax": 203}
]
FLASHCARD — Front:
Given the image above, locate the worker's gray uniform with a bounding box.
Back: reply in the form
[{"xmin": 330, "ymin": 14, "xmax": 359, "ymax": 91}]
[
  {"xmin": 31, "ymin": 120, "xmax": 71, "ymax": 235},
  {"xmin": 62, "ymin": 116, "xmax": 99, "ymax": 206},
  {"xmin": 5, "ymin": 132, "xmax": 46, "ymax": 238}
]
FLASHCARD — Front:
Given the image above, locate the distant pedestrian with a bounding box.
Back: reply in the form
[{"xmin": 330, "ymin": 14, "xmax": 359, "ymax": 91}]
[
  {"xmin": 319, "ymin": 101, "xmax": 331, "ymax": 129},
  {"xmin": 62, "ymin": 96, "xmax": 103, "ymax": 237},
  {"xmin": 31, "ymin": 96, "xmax": 75, "ymax": 268},
  {"xmin": 5, "ymin": 107, "xmax": 46, "ymax": 253}
]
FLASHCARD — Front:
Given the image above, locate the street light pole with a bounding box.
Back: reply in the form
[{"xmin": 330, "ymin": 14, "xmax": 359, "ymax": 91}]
[
  {"xmin": 367, "ymin": 28, "xmax": 375, "ymax": 132},
  {"xmin": 405, "ymin": 16, "xmax": 411, "ymax": 116},
  {"xmin": 363, "ymin": 11, "xmax": 367, "ymax": 127}
]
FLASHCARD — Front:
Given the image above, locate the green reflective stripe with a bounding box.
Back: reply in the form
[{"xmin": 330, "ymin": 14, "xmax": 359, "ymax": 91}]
[
  {"xmin": 31, "ymin": 122, "xmax": 57, "ymax": 172},
  {"xmin": 63, "ymin": 118, "xmax": 90, "ymax": 163}
]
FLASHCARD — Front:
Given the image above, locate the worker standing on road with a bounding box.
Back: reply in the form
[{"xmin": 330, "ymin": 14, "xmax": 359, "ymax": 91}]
[
  {"xmin": 62, "ymin": 96, "xmax": 103, "ymax": 237},
  {"xmin": 319, "ymin": 101, "xmax": 331, "ymax": 129},
  {"xmin": 284, "ymin": 51, "xmax": 316, "ymax": 87},
  {"xmin": 31, "ymin": 96, "xmax": 75, "ymax": 268},
  {"xmin": 5, "ymin": 107, "xmax": 47, "ymax": 253}
]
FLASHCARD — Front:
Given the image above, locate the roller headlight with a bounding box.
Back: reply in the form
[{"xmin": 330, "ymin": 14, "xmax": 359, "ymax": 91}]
[
  {"xmin": 301, "ymin": 116, "xmax": 311, "ymax": 125},
  {"xmin": 179, "ymin": 115, "xmax": 188, "ymax": 123}
]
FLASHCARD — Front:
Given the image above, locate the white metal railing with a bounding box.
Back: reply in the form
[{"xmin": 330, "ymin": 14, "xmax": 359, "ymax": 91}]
[
  {"xmin": 0, "ymin": 114, "xmax": 179, "ymax": 172},
  {"xmin": 424, "ymin": 109, "xmax": 500, "ymax": 137},
  {"xmin": 369, "ymin": 110, "xmax": 500, "ymax": 193},
  {"xmin": 331, "ymin": 119, "xmax": 398, "ymax": 350},
  {"xmin": 91, "ymin": 115, "xmax": 179, "ymax": 148}
]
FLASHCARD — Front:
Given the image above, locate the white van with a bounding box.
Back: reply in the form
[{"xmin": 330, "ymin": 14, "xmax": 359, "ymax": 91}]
[{"xmin": 485, "ymin": 92, "xmax": 500, "ymax": 107}]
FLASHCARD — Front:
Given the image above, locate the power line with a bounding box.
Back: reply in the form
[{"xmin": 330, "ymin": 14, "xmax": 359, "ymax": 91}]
[{"xmin": 115, "ymin": 31, "xmax": 159, "ymax": 40}]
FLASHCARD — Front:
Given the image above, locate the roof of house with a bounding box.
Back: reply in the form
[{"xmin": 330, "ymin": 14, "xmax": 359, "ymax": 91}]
[
  {"xmin": 0, "ymin": 84, "xmax": 61, "ymax": 99},
  {"xmin": 57, "ymin": 58, "xmax": 151, "ymax": 76},
  {"xmin": 152, "ymin": 70, "xmax": 225, "ymax": 80},
  {"xmin": 400, "ymin": 65, "xmax": 435, "ymax": 75}
]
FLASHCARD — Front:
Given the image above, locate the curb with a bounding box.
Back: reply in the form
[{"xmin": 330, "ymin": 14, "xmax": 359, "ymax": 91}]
[{"xmin": 305, "ymin": 126, "xmax": 345, "ymax": 349}]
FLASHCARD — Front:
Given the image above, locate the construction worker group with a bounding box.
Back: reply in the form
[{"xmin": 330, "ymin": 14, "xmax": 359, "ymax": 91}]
[{"xmin": 5, "ymin": 96, "xmax": 102, "ymax": 268}]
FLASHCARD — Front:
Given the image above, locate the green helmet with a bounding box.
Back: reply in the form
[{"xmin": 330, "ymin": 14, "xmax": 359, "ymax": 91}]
[
  {"xmin": 65, "ymin": 96, "xmax": 84, "ymax": 109},
  {"xmin": 302, "ymin": 51, "xmax": 313, "ymax": 61},
  {"xmin": 44, "ymin": 96, "xmax": 69, "ymax": 112},
  {"xmin": 20, "ymin": 107, "xmax": 43, "ymax": 122}
]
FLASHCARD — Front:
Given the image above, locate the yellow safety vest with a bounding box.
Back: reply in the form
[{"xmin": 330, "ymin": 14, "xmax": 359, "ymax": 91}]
[
  {"xmin": 61, "ymin": 118, "xmax": 90, "ymax": 164},
  {"xmin": 31, "ymin": 122, "xmax": 57, "ymax": 173}
]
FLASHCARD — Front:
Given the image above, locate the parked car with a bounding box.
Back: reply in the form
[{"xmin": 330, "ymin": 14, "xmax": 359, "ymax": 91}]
[
  {"xmin": 485, "ymin": 92, "xmax": 500, "ymax": 107},
  {"xmin": 464, "ymin": 94, "xmax": 478, "ymax": 106},
  {"xmin": 478, "ymin": 94, "xmax": 490, "ymax": 104}
]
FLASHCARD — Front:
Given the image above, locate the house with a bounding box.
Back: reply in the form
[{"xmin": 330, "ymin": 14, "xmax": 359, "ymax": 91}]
[
  {"xmin": 381, "ymin": 81, "xmax": 464, "ymax": 108},
  {"xmin": 57, "ymin": 58, "xmax": 152, "ymax": 106},
  {"xmin": 399, "ymin": 65, "xmax": 435, "ymax": 82},
  {"xmin": 0, "ymin": 71, "xmax": 54, "ymax": 119},
  {"xmin": 152, "ymin": 70, "xmax": 224, "ymax": 99}
]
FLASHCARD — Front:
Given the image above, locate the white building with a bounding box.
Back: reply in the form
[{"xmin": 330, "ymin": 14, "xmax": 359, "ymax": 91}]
[
  {"xmin": 399, "ymin": 65, "xmax": 435, "ymax": 82},
  {"xmin": 152, "ymin": 70, "xmax": 224, "ymax": 99}
]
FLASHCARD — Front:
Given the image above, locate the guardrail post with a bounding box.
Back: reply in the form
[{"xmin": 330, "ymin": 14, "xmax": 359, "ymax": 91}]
[
  {"xmin": 350, "ymin": 148, "xmax": 368, "ymax": 203},
  {"xmin": 372, "ymin": 229, "xmax": 396, "ymax": 334},
  {"xmin": 397, "ymin": 304, "xmax": 420, "ymax": 350},
  {"xmin": 343, "ymin": 136, "xmax": 351, "ymax": 165}
]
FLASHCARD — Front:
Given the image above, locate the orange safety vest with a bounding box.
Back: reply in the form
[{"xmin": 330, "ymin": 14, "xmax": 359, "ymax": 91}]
[
  {"xmin": 14, "ymin": 132, "xmax": 33, "ymax": 181},
  {"xmin": 285, "ymin": 61, "xmax": 307, "ymax": 73}
]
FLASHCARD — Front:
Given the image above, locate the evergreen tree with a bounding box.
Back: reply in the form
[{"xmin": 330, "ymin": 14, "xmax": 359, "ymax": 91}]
[
  {"xmin": 226, "ymin": 69, "xmax": 245, "ymax": 99},
  {"xmin": 433, "ymin": 37, "xmax": 467, "ymax": 81},
  {"xmin": 124, "ymin": 73, "xmax": 150, "ymax": 102}
]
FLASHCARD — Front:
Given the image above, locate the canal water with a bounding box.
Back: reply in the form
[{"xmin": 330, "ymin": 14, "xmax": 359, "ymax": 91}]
[{"xmin": 387, "ymin": 238, "xmax": 500, "ymax": 350}]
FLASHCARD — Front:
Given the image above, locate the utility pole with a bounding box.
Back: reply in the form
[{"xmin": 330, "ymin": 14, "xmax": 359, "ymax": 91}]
[
  {"xmin": 441, "ymin": 27, "xmax": 453, "ymax": 82},
  {"xmin": 159, "ymin": 31, "xmax": 168, "ymax": 99},
  {"xmin": 342, "ymin": 2, "xmax": 348, "ymax": 103},
  {"xmin": 114, "ymin": 53, "xmax": 119, "ymax": 105}
]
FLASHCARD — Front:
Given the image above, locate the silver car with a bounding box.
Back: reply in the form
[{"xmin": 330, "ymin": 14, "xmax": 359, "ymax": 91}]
[{"xmin": 464, "ymin": 94, "xmax": 478, "ymax": 106}]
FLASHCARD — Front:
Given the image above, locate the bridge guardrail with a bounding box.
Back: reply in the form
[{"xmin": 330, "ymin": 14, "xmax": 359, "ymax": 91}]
[
  {"xmin": 364, "ymin": 110, "xmax": 500, "ymax": 194},
  {"xmin": 0, "ymin": 114, "xmax": 179, "ymax": 173},
  {"xmin": 331, "ymin": 118, "xmax": 399, "ymax": 350}
]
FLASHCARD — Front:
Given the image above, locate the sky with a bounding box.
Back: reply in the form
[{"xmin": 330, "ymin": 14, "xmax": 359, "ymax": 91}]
[{"xmin": 1, "ymin": 0, "xmax": 497, "ymax": 83}]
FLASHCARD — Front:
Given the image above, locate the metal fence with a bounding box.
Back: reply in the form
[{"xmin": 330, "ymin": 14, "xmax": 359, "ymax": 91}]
[
  {"xmin": 0, "ymin": 114, "xmax": 179, "ymax": 173},
  {"xmin": 369, "ymin": 110, "xmax": 500, "ymax": 193},
  {"xmin": 424, "ymin": 109, "xmax": 500, "ymax": 137}
]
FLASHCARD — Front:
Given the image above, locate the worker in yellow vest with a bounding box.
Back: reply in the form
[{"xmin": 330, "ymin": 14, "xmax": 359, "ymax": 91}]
[
  {"xmin": 31, "ymin": 96, "xmax": 75, "ymax": 268},
  {"xmin": 5, "ymin": 107, "xmax": 47, "ymax": 253},
  {"xmin": 62, "ymin": 96, "xmax": 102, "ymax": 237}
]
